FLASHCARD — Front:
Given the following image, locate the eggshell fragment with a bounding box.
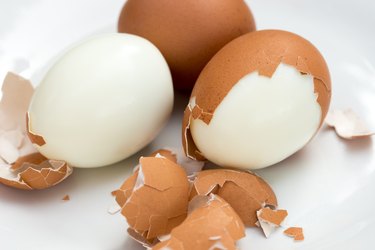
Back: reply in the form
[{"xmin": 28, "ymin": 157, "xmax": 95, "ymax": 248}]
[
  {"xmin": 149, "ymin": 149, "xmax": 178, "ymax": 163},
  {"xmin": 0, "ymin": 71, "xmax": 34, "ymax": 166},
  {"xmin": 26, "ymin": 113, "xmax": 45, "ymax": 146},
  {"xmin": 62, "ymin": 195, "xmax": 70, "ymax": 201},
  {"xmin": 0, "ymin": 72, "xmax": 34, "ymax": 131},
  {"xmin": 0, "ymin": 153, "xmax": 72, "ymax": 190},
  {"xmin": 325, "ymin": 109, "xmax": 375, "ymax": 139},
  {"xmin": 183, "ymin": 30, "xmax": 331, "ymax": 169},
  {"xmin": 257, "ymin": 207, "xmax": 288, "ymax": 238},
  {"xmin": 115, "ymin": 156, "xmax": 190, "ymax": 240},
  {"xmin": 150, "ymin": 147, "xmax": 204, "ymax": 177},
  {"xmin": 118, "ymin": 0, "xmax": 256, "ymax": 91},
  {"xmin": 284, "ymin": 227, "xmax": 304, "ymax": 241},
  {"xmin": 190, "ymin": 169, "xmax": 277, "ymax": 226},
  {"xmin": 153, "ymin": 194, "xmax": 245, "ymax": 250},
  {"xmin": 0, "ymin": 72, "xmax": 72, "ymax": 190}
]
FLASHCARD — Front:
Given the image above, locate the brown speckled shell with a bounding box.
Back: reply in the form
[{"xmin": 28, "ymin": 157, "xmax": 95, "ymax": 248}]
[
  {"xmin": 182, "ymin": 30, "xmax": 331, "ymax": 160},
  {"xmin": 118, "ymin": 0, "xmax": 256, "ymax": 91}
]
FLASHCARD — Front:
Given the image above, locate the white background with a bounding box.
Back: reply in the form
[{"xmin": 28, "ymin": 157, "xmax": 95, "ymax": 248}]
[{"xmin": 0, "ymin": 0, "xmax": 375, "ymax": 249}]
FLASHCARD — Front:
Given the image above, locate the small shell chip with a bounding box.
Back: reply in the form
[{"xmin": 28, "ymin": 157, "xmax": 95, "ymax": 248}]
[
  {"xmin": 284, "ymin": 227, "xmax": 304, "ymax": 241},
  {"xmin": 256, "ymin": 207, "xmax": 288, "ymax": 237}
]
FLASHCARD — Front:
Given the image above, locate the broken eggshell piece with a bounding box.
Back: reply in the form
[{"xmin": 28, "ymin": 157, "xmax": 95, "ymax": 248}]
[
  {"xmin": 284, "ymin": 227, "xmax": 304, "ymax": 241},
  {"xmin": 0, "ymin": 72, "xmax": 72, "ymax": 190},
  {"xmin": 190, "ymin": 169, "xmax": 277, "ymax": 227},
  {"xmin": 325, "ymin": 109, "xmax": 375, "ymax": 139},
  {"xmin": 115, "ymin": 156, "xmax": 190, "ymax": 240},
  {"xmin": 153, "ymin": 194, "xmax": 245, "ymax": 250},
  {"xmin": 256, "ymin": 207, "xmax": 288, "ymax": 238},
  {"xmin": 150, "ymin": 147, "xmax": 204, "ymax": 177},
  {"xmin": 0, "ymin": 153, "xmax": 72, "ymax": 190},
  {"xmin": 183, "ymin": 30, "xmax": 331, "ymax": 170}
]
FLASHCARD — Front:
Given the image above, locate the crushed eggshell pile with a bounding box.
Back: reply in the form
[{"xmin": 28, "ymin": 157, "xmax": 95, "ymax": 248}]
[
  {"xmin": 0, "ymin": 72, "xmax": 72, "ymax": 190},
  {"xmin": 326, "ymin": 109, "xmax": 375, "ymax": 139},
  {"xmin": 114, "ymin": 151, "xmax": 305, "ymax": 248},
  {"xmin": 153, "ymin": 194, "xmax": 245, "ymax": 250}
]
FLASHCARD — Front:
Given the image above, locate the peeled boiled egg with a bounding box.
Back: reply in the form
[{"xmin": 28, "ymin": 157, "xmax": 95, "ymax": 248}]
[
  {"xmin": 28, "ymin": 34, "xmax": 173, "ymax": 168},
  {"xmin": 118, "ymin": 0, "xmax": 256, "ymax": 91},
  {"xmin": 183, "ymin": 30, "xmax": 331, "ymax": 169}
]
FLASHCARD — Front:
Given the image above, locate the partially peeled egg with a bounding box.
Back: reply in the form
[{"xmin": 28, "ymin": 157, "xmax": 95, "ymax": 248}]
[{"xmin": 183, "ymin": 30, "xmax": 331, "ymax": 169}]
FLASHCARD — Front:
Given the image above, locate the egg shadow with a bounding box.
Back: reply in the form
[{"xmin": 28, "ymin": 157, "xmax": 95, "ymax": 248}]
[
  {"xmin": 321, "ymin": 124, "xmax": 373, "ymax": 153},
  {"xmin": 173, "ymin": 91, "xmax": 189, "ymax": 115},
  {"xmin": 112, "ymin": 235, "xmax": 145, "ymax": 250},
  {"xmin": 0, "ymin": 177, "xmax": 74, "ymax": 205},
  {"xmin": 343, "ymin": 137, "xmax": 373, "ymax": 153}
]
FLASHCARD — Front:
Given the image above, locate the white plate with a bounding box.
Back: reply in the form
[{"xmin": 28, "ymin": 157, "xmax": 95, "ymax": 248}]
[{"xmin": 1, "ymin": 0, "xmax": 375, "ymax": 249}]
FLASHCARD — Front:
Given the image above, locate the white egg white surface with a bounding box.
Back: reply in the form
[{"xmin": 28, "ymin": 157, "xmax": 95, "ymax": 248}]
[
  {"xmin": 28, "ymin": 33, "xmax": 173, "ymax": 168},
  {"xmin": 190, "ymin": 63, "xmax": 322, "ymax": 169}
]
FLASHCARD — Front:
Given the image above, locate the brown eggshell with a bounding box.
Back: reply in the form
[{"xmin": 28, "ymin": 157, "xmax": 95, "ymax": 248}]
[
  {"xmin": 62, "ymin": 195, "xmax": 70, "ymax": 201},
  {"xmin": 284, "ymin": 227, "xmax": 304, "ymax": 241},
  {"xmin": 115, "ymin": 156, "xmax": 190, "ymax": 240},
  {"xmin": 0, "ymin": 153, "xmax": 73, "ymax": 190},
  {"xmin": 257, "ymin": 207, "xmax": 288, "ymax": 226},
  {"xmin": 0, "ymin": 72, "xmax": 72, "ymax": 190},
  {"xmin": 257, "ymin": 207, "xmax": 288, "ymax": 238},
  {"xmin": 149, "ymin": 148, "xmax": 178, "ymax": 163},
  {"xmin": 118, "ymin": 0, "xmax": 256, "ymax": 91},
  {"xmin": 190, "ymin": 169, "xmax": 277, "ymax": 226},
  {"xmin": 149, "ymin": 147, "xmax": 205, "ymax": 177},
  {"xmin": 182, "ymin": 30, "xmax": 331, "ymax": 160},
  {"xmin": 26, "ymin": 112, "xmax": 46, "ymax": 146},
  {"xmin": 153, "ymin": 194, "xmax": 245, "ymax": 250}
]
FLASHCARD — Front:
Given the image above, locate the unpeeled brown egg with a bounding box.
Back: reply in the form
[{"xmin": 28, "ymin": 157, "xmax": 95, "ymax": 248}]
[
  {"xmin": 118, "ymin": 0, "xmax": 256, "ymax": 91},
  {"xmin": 183, "ymin": 30, "xmax": 331, "ymax": 169}
]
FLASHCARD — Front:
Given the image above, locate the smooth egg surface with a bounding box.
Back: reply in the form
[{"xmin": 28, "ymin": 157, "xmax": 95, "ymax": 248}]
[
  {"xmin": 118, "ymin": 0, "xmax": 256, "ymax": 91},
  {"xmin": 28, "ymin": 34, "xmax": 173, "ymax": 168}
]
